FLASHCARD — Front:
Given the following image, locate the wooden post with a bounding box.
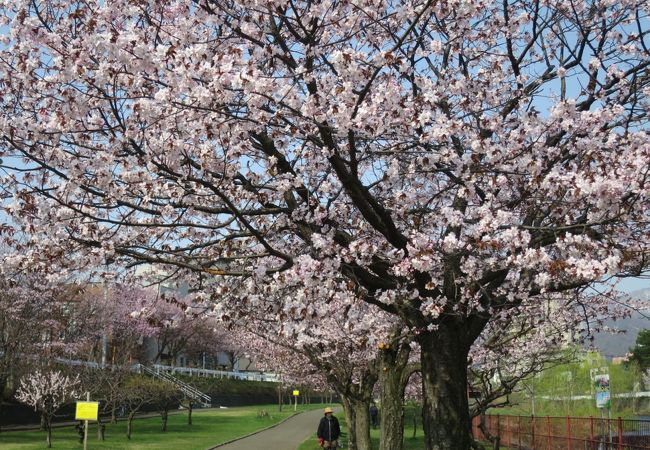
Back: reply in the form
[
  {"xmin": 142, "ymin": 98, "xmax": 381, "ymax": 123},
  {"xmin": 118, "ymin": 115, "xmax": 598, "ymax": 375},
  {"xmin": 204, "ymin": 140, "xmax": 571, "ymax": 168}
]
[
  {"xmin": 84, "ymin": 392, "xmax": 90, "ymax": 450},
  {"xmin": 531, "ymin": 415, "xmax": 536, "ymax": 449},
  {"xmin": 617, "ymin": 417, "xmax": 623, "ymax": 450},
  {"xmin": 566, "ymin": 416, "xmax": 572, "ymax": 450},
  {"xmin": 496, "ymin": 414, "xmax": 500, "ymax": 442}
]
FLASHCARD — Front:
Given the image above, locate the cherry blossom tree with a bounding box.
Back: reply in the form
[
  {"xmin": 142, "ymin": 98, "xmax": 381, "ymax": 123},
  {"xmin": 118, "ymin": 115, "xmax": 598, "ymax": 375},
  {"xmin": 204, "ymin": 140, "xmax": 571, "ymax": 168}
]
[
  {"xmin": 0, "ymin": 1, "xmax": 649, "ymax": 448},
  {"xmin": 212, "ymin": 328, "xmax": 256, "ymax": 371},
  {"xmin": 79, "ymin": 283, "xmax": 161, "ymax": 366},
  {"xmin": 15, "ymin": 370, "xmax": 80, "ymax": 448},
  {"xmin": 120, "ymin": 375, "xmax": 161, "ymax": 440},
  {"xmin": 77, "ymin": 284, "xmax": 162, "ymax": 431},
  {"xmin": 151, "ymin": 381, "xmax": 182, "ymax": 433},
  {"xmin": 0, "ymin": 274, "xmax": 95, "ymax": 422},
  {"xmin": 0, "ymin": 277, "xmax": 56, "ymax": 411},
  {"xmin": 143, "ymin": 294, "xmax": 217, "ymax": 366},
  {"xmin": 217, "ymin": 278, "xmax": 402, "ymax": 450}
]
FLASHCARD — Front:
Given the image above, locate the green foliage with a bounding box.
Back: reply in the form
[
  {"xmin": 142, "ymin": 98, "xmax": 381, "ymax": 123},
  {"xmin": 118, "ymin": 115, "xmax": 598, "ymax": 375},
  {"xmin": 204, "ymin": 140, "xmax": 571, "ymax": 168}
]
[
  {"xmin": 175, "ymin": 375, "xmax": 279, "ymax": 398},
  {"xmin": 629, "ymin": 329, "xmax": 650, "ymax": 372},
  {"xmin": 491, "ymin": 349, "xmax": 647, "ymax": 418}
]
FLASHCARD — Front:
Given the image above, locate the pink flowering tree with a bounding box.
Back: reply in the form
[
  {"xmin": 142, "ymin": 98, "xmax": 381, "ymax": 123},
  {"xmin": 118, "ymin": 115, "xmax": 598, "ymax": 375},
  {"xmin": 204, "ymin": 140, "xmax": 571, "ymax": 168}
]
[
  {"xmin": 216, "ymin": 274, "xmax": 410, "ymax": 450},
  {"xmin": 83, "ymin": 283, "xmax": 161, "ymax": 366},
  {"xmin": 1, "ymin": 1, "xmax": 649, "ymax": 448},
  {"xmin": 77, "ymin": 284, "xmax": 162, "ymax": 427},
  {"xmin": 248, "ymin": 332, "xmax": 328, "ymax": 408},
  {"xmin": 15, "ymin": 370, "xmax": 80, "ymax": 448},
  {"xmin": 0, "ymin": 277, "xmax": 59, "ymax": 408},
  {"xmin": 0, "ymin": 274, "xmax": 96, "ymax": 420}
]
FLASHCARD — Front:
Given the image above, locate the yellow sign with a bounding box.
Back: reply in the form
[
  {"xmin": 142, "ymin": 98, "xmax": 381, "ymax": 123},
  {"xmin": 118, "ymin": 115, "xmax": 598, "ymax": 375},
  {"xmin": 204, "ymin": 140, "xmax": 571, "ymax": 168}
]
[
  {"xmin": 292, "ymin": 390, "xmax": 300, "ymax": 396},
  {"xmin": 75, "ymin": 401, "xmax": 99, "ymax": 421}
]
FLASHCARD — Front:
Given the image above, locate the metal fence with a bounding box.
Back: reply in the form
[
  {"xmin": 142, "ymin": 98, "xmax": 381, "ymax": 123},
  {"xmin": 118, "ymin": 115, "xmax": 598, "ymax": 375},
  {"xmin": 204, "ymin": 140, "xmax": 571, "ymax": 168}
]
[{"xmin": 472, "ymin": 415, "xmax": 650, "ymax": 449}]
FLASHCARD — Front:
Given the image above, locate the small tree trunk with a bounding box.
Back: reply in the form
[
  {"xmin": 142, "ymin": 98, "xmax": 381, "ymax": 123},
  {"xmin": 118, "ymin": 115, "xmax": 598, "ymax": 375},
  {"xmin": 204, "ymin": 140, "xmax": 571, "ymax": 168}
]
[
  {"xmin": 127, "ymin": 413, "xmax": 135, "ymax": 439},
  {"xmin": 413, "ymin": 412, "xmax": 417, "ymax": 438},
  {"xmin": 111, "ymin": 404, "xmax": 117, "ymax": 423},
  {"xmin": 45, "ymin": 417, "xmax": 52, "ymax": 448},
  {"xmin": 418, "ymin": 323, "xmax": 473, "ymax": 450},
  {"xmin": 187, "ymin": 402, "xmax": 193, "ymax": 425},
  {"xmin": 277, "ymin": 385, "xmax": 283, "ymax": 412},
  {"xmin": 479, "ymin": 414, "xmax": 500, "ymax": 450},
  {"xmin": 161, "ymin": 410, "xmax": 168, "ymax": 432},
  {"xmin": 0, "ymin": 376, "xmax": 6, "ymax": 432}
]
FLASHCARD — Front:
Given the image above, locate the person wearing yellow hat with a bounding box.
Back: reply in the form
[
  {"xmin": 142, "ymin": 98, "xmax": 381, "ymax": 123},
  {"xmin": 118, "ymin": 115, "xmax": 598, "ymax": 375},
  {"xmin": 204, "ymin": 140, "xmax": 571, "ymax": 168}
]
[{"xmin": 317, "ymin": 407, "xmax": 340, "ymax": 448}]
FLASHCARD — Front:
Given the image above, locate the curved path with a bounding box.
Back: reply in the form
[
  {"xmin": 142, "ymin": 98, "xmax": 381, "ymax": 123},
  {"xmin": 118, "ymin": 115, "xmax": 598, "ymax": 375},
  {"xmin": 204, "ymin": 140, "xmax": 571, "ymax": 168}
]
[{"xmin": 211, "ymin": 407, "xmax": 337, "ymax": 450}]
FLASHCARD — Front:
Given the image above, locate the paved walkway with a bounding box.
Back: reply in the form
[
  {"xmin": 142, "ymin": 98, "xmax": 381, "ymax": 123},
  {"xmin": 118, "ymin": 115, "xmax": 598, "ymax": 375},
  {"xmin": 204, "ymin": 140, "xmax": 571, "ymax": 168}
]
[{"xmin": 211, "ymin": 408, "xmax": 335, "ymax": 450}]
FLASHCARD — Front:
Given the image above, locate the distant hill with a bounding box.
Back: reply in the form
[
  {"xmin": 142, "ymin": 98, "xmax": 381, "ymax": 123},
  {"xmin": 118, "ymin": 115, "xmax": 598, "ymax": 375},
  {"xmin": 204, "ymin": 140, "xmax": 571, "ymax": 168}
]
[{"xmin": 589, "ymin": 288, "xmax": 650, "ymax": 358}]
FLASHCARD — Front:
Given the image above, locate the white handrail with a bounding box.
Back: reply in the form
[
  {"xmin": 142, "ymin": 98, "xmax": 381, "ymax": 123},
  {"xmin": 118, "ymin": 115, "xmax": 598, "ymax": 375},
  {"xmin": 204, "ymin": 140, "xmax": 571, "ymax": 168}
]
[{"xmin": 138, "ymin": 364, "xmax": 212, "ymax": 405}]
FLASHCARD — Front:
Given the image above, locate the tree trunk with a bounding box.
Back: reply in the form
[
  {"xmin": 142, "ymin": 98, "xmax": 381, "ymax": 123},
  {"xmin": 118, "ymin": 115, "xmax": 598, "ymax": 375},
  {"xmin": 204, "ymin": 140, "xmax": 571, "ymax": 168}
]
[
  {"xmin": 111, "ymin": 403, "xmax": 117, "ymax": 423},
  {"xmin": 418, "ymin": 324, "xmax": 472, "ymax": 450},
  {"xmin": 277, "ymin": 385, "xmax": 283, "ymax": 412},
  {"xmin": 0, "ymin": 375, "xmax": 6, "ymax": 432},
  {"xmin": 127, "ymin": 413, "xmax": 135, "ymax": 440},
  {"xmin": 161, "ymin": 410, "xmax": 168, "ymax": 432},
  {"xmin": 378, "ymin": 345, "xmax": 409, "ymax": 450},
  {"xmin": 379, "ymin": 369, "xmax": 404, "ymax": 450},
  {"xmin": 187, "ymin": 402, "xmax": 193, "ymax": 425},
  {"xmin": 341, "ymin": 397, "xmax": 358, "ymax": 450},
  {"xmin": 350, "ymin": 398, "xmax": 372, "ymax": 450},
  {"xmin": 97, "ymin": 418, "xmax": 106, "ymax": 440},
  {"xmin": 45, "ymin": 417, "xmax": 52, "ymax": 448},
  {"xmin": 479, "ymin": 414, "xmax": 500, "ymax": 450}
]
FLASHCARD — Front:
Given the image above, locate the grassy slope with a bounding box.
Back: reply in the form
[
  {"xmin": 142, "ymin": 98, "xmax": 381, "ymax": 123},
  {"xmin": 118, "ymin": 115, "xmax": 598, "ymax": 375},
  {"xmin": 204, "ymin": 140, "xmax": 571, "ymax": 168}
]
[
  {"xmin": 487, "ymin": 352, "xmax": 647, "ymax": 418},
  {"xmin": 0, "ymin": 404, "xmax": 320, "ymax": 450}
]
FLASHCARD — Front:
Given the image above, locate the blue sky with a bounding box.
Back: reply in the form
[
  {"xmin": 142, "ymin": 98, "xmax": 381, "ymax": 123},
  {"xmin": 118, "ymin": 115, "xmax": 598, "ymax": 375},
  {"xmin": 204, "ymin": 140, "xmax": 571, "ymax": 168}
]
[{"xmin": 617, "ymin": 276, "xmax": 650, "ymax": 294}]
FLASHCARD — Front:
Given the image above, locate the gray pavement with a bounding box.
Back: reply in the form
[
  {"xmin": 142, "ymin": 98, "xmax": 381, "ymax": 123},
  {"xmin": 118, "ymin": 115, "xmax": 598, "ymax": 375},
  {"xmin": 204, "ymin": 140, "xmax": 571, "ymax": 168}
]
[{"xmin": 211, "ymin": 408, "xmax": 335, "ymax": 450}]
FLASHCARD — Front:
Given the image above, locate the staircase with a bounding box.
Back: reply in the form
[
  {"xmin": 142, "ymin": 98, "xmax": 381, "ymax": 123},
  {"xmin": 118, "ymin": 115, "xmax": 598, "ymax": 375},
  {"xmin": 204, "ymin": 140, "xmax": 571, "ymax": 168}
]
[{"xmin": 137, "ymin": 364, "xmax": 212, "ymax": 406}]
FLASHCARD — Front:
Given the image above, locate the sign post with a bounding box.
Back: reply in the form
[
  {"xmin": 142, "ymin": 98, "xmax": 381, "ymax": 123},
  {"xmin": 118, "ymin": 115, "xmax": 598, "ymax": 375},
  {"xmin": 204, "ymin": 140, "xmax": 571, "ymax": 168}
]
[
  {"xmin": 293, "ymin": 390, "xmax": 299, "ymax": 412},
  {"xmin": 75, "ymin": 394, "xmax": 99, "ymax": 450},
  {"xmin": 593, "ymin": 372, "xmax": 612, "ymax": 445}
]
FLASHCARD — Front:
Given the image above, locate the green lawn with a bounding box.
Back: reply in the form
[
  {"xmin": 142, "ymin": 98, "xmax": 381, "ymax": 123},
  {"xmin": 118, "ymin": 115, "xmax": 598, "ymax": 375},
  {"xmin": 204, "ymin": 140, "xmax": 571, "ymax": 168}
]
[{"xmin": 0, "ymin": 404, "xmax": 320, "ymax": 449}]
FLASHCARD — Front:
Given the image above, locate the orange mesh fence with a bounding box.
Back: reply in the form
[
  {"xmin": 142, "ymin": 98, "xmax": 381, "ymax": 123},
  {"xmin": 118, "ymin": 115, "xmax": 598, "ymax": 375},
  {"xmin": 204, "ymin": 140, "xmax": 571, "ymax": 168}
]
[{"xmin": 472, "ymin": 414, "xmax": 650, "ymax": 449}]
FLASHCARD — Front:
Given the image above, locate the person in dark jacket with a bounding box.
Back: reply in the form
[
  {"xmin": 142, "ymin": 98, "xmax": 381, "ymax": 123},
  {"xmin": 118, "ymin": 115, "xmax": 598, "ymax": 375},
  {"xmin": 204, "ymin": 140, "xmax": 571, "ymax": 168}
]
[
  {"xmin": 369, "ymin": 403, "xmax": 379, "ymax": 429},
  {"xmin": 317, "ymin": 407, "xmax": 341, "ymax": 449}
]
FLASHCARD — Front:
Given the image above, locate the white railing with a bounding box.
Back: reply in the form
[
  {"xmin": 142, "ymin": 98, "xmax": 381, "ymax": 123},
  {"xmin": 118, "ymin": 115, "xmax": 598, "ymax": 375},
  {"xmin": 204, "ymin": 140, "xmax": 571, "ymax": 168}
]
[
  {"xmin": 149, "ymin": 364, "xmax": 280, "ymax": 383},
  {"xmin": 49, "ymin": 357, "xmax": 279, "ymax": 384},
  {"xmin": 137, "ymin": 364, "xmax": 212, "ymax": 405},
  {"xmin": 539, "ymin": 391, "xmax": 650, "ymax": 400}
]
